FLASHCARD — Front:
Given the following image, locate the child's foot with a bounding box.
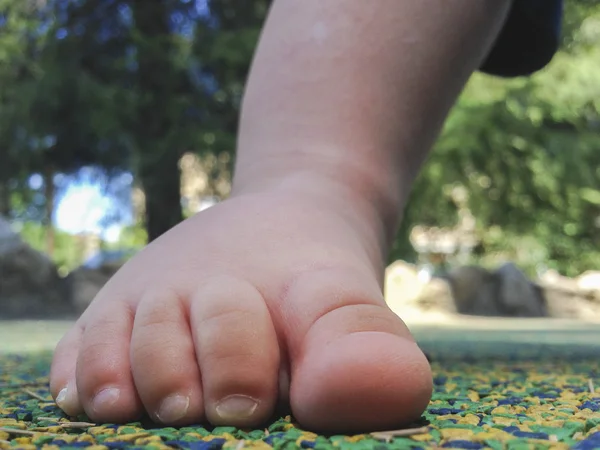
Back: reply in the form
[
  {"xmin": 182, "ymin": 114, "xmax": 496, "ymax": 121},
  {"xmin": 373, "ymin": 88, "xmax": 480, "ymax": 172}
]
[{"xmin": 50, "ymin": 183, "xmax": 432, "ymax": 433}]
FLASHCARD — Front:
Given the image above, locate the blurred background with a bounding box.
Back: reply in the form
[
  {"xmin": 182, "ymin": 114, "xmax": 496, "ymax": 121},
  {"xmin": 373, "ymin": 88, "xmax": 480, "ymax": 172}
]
[{"xmin": 0, "ymin": 0, "xmax": 599, "ymax": 339}]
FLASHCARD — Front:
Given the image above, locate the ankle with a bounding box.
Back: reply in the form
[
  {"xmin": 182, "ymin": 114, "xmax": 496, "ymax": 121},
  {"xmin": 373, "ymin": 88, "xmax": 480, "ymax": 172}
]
[{"xmin": 232, "ymin": 151, "xmax": 405, "ymax": 254}]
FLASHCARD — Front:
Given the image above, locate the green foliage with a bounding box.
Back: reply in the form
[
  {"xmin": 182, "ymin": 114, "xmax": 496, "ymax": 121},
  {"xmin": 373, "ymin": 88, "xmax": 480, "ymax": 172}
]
[
  {"xmin": 391, "ymin": 5, "xmax": 600, "ymax": 276},
  {"xmin": 0, "ymin": 0, "xmax": 597, "ymax": 277},
  {"xmin": 15, "ymin": 221, "xmax": 85, "ymax": 274},
  {"xmin": 16, "ymin": 218, "xmax": 148, "ymax": 274},
  {"xmin": 193, "ymin": 0, "xmax": 270, "ymax": 160},
  {"xmin": 110, "ymin": 223, "xmax": 148, "ymax": 251}
]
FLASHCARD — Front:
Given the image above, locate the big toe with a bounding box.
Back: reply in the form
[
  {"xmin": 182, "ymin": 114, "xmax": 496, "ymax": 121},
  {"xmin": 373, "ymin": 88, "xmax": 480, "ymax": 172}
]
[
  {"xmin": 293, "ymin": 327, "xmax": 431, "ymax": 432},
  {"xmin": 284, "ymin": 270, "xmax": 432, "ymax": 433}
]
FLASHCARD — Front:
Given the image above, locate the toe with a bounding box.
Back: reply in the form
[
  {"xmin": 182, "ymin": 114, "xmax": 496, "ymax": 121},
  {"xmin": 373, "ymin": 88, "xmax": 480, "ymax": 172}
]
[
  {"xmin": 130, "ymin": 288, "xmax": 204, "ymax": 425},
  {"xmin": 191, "ymin": 276, "xmax": 280, "ymax": 427},
  {"xmin": 76, "ymin": 301, "xmax": 143, "ymax": 422},
  {"xmin": 50, "ymin": 324, "xmax": 84, "ymax": 416},
  {"xmin": 294, "ymin": 322, "xmax": 432, "ymax": 432},
  {"xmin": 283, "ymin": 268, "xmax": 432, "ymax": 433}
]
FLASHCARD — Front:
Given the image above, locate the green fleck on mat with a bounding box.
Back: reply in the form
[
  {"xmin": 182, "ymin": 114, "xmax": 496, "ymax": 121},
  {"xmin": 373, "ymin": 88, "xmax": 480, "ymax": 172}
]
[{"xmin": 1, "ymin": 337, "xmax": 599, "ymax": 449}]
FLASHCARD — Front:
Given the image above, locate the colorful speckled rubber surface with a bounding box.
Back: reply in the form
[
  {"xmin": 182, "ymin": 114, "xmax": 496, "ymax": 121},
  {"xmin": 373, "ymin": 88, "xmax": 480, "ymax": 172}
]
[{"xmin": 1, "ymin": 338, "xmax": 599, "ymax": 449}]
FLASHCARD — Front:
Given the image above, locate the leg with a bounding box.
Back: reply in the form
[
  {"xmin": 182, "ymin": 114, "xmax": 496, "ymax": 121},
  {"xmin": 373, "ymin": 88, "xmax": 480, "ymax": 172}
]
[{"xmin": 50, "ymin": 0, "xmax": 511, "ymax": 433}]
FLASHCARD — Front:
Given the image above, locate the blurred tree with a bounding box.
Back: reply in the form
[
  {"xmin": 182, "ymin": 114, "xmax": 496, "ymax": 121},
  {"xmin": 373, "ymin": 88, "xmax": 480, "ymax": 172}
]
[
  {"xmin": 193, "ymin": 0, "xmax": 270, "ymax": 167},
  {"xmin": 392, "ymin": 3, "xmax": 600, "ymax": 276},
  {"xmin": 125, "ymin": 0, "xmax": 270, "ymax": 239},
  {"xmin": 0, "ymin": 0, "xmax": 134, "ymax": 254},
  {"xmin": 0, "ymin": 0, "xmax": 44, "ymax": 217},
  {"xmin": 1, "ymin": 0, "xmax": 597, "ymax": 277},
  {"xmin": 1, "ymin": 0, "xmax": 271, "ymax": 245},
  {"xmin": 131, "ymin": 0, "xmax": 185, "ymax": 241},
  {"xmin": 16, "ymin": 221, "xmax": 85, "ymax": 274},
  {"xmin": 37, "ymin": 0, "xmax": 134, "ymax": 253}
]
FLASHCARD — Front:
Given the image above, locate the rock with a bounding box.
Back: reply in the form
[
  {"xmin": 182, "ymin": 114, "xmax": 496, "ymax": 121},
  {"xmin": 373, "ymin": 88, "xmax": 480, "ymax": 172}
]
[
  {"xmin": 384, "ymin": 260, "xmax": 455, "ymax": 315},
  {"xmin": 445, "ymin": 263, "xmax": 546, "ymax": 317},
  {"xmin": 0, "ymin": 217, "xmax": 73, "ymax": 319},
  {"xmin": 67, "ymin": 266, "xmax": 117, "ymax": 314},
  {"xmin": 542, "ymin": 285, "xmax": 600, "ymax": 319},
  {"xmin": 385, "ymin": 259, "xmax": 599, "ymax": 320},
  {"xmin": 385, "ymin": 260, "xmax": 425, "ymax": 306},
  {"xmin": 494, "ymin": 262, "xmax": 547, "ymax": 317},
  {"xmin": 538, "ymin": 270, "xmax": 600, "ymax": 319},
  {"xmin": 445, "ymin": 265, "xmax": 500, "ymax": 316},
  {"xmin": 417, "ymin": 276, "xmax": 456, "ymax": 313},
  {"xmin": 577, "ymin": 271, "xmax": 600, "ymax": 302}
]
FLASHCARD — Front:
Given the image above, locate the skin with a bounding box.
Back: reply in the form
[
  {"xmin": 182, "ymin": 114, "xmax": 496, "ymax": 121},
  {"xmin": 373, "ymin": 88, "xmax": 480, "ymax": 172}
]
[{"xmin": 50, "ymin": 0, "xmax": 512, "ymax": 433}]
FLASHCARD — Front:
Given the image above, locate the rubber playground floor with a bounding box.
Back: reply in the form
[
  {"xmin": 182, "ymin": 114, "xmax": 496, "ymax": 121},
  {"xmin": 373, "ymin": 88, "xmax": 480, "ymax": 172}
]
[{"xmin": 0, "ymin": 318, "xmax": 599, "ymax": 449}]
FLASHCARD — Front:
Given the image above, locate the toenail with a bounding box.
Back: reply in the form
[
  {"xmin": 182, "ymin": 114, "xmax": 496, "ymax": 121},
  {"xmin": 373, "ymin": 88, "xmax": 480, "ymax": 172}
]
[
  {"xmin": 92, "ymin": 387, "xmax": 120, "ymax": 413},
  {"xmin": 215, "ymin": 395, "xmax": 259, "ymax": 421},
  {"xmin": 55, "ymin": 382, "xmax": 79, "ymax": 415},
  {"xmin": 56, "ymin": 388, "xmax": 67, "ymax": 404},
  {"xmin": 157, "ymin": 394, "xmax": 190, "ymax": 423}
]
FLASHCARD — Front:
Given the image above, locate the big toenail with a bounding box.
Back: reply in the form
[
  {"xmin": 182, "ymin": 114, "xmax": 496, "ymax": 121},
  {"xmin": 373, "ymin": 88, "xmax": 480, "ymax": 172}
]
[
  {"xmin": 157, "ymin": 395, "xmax": 190, "ymax": 423},
  {"xmin": 92, "ymin": 387, "xmax": 120, "ymax": 413},
  {"xmin": 215, "ymin": 395, "xmax": 259, "ymax": 421}
]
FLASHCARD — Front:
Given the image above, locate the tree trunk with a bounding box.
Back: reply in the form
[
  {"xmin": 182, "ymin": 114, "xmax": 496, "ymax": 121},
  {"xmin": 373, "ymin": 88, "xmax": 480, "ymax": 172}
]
[
  {"xmin": 131, "ymin": 0, "xmax": 183, "ymax": 242},
  {"xmin": 43, "ymin": 166, "xmax": 56, "ymax": 257},
  {"xmin": 0, "ymin": 181, "xmax": 10, "ymax": 217}
]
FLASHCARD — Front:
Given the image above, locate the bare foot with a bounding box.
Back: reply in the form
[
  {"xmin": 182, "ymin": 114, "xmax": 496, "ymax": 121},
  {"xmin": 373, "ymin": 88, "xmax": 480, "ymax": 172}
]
[
  {"xmin": 50, "ymin": 183, "xmax": 431, "ymax": 433},
  {"xmin": 42, "ymin": 0, "xmax": 526, "ymax": 432}
]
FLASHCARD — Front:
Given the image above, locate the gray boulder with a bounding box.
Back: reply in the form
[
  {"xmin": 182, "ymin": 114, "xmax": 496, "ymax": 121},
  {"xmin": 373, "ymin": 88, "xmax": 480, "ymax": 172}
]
[
  {"xmin": 0, "ymin": 217, "xmax": 73, "ymax": 319},
  {"xmin": 538, "ymin": 270, "xmax": 600, "ymax": 319},
  {"xmin": 446, "ymin": 263, "xmax": 547, "ymax": 317},
  {"xmin": 446, "ymin": 265, "xmax": 501, "ymax": 316},
  {"xmin": 495, "ymin": 262, "xmax": 547, "ymax": 317}
]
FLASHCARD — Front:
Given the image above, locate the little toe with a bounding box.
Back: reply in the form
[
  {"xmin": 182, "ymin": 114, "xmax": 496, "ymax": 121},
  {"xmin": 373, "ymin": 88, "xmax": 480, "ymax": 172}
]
[
  {"xmin": 191, "ymin": 276, "xmax": 280, "ymax": 427},
  {"xmin": 75, "ymin": 302, "xmax": 143, "ymax": 423},
  {"xmin": 130, "ymin": 288, "xmax": 204, "ymax": 425},
  {"xmin": 50, "ymin": 324, "xmax": 84, "ymax": 416}
]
